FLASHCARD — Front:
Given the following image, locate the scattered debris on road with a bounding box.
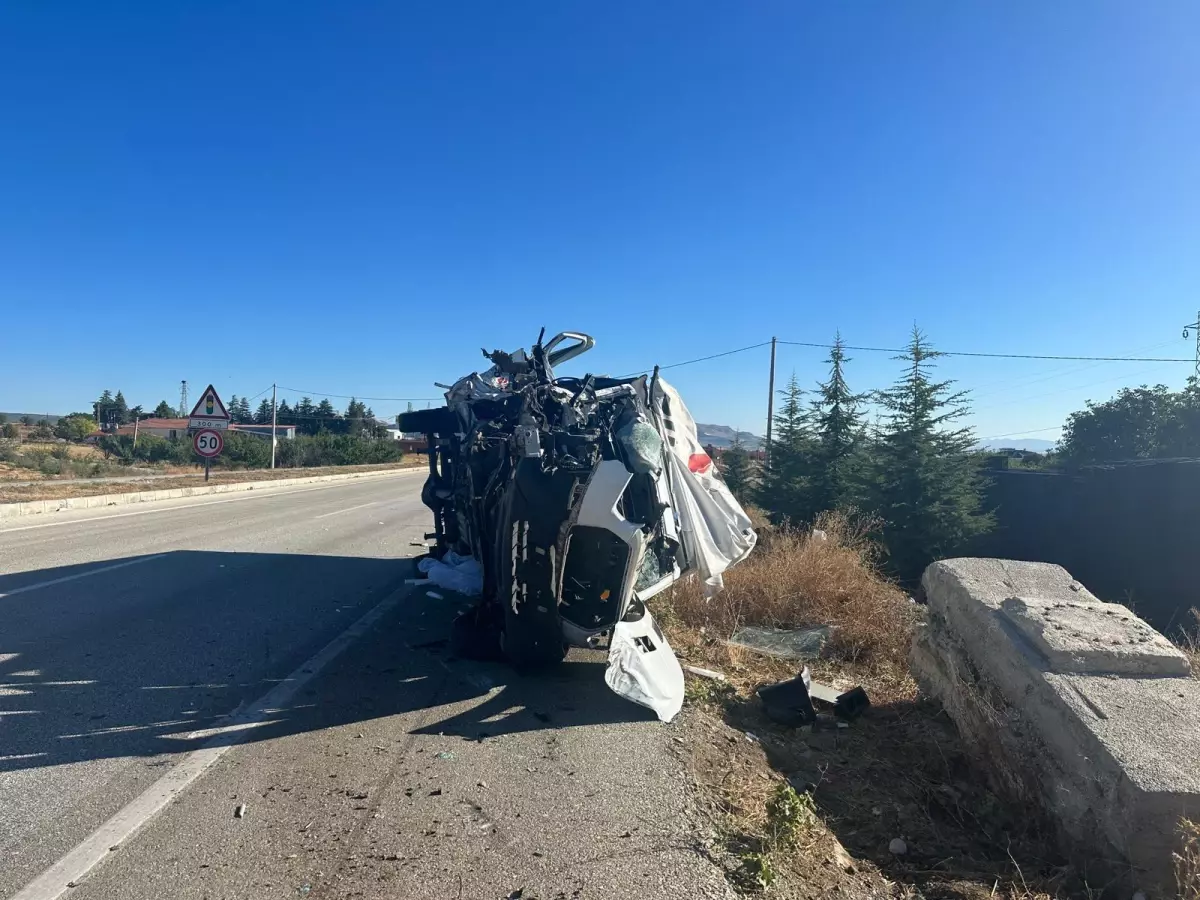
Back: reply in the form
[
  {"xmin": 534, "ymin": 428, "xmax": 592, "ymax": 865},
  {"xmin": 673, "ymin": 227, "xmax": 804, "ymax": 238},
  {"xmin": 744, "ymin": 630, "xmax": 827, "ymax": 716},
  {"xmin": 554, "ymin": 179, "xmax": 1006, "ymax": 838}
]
[
  {"xmin": 682, "ymin": 664, "xmax": 726, "ymax": 681},
  {"xmin": 757, "ymin": 667, "xmax": 816, "ymax": 727},
  {"xmin": 233, "ymin": 803, "xmax": 247, "ymax": 818}
]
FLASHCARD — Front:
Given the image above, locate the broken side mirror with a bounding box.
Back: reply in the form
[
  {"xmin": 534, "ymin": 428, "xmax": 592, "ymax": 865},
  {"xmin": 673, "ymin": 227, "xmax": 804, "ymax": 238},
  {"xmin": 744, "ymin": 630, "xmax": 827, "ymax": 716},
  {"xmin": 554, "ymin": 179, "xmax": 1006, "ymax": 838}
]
[{"xmin": 544, "ymin": 332, "xmax": 595, "ymax": 369}]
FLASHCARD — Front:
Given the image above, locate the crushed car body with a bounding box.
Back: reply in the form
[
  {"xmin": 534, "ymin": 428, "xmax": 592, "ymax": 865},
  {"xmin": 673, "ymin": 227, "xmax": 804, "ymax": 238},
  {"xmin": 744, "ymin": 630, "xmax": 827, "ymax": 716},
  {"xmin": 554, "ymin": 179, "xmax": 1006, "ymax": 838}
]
[{"xmin": 397, "ymin": 329, "xmax": 756, "ymax": 721}]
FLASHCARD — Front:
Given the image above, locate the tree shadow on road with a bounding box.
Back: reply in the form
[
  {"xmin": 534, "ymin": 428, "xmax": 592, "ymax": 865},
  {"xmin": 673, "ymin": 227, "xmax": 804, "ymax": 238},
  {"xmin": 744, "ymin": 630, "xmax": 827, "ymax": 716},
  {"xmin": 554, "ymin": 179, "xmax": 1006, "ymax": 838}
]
[{"xmin": 0, "ymin": 550, "xmax": 651, "ymax": 775}]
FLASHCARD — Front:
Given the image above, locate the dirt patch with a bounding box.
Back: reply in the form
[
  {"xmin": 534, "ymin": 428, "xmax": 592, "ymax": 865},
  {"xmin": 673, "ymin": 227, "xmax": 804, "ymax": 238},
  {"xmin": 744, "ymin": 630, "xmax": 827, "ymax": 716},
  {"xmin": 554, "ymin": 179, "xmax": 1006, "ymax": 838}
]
[
  {"xmin": 0, "ymin": 461, "xmax": 423, "ymax": 504},
  {"xmin": 658, "ymin": 513, "xmax": 1070, "ymax": 898}
]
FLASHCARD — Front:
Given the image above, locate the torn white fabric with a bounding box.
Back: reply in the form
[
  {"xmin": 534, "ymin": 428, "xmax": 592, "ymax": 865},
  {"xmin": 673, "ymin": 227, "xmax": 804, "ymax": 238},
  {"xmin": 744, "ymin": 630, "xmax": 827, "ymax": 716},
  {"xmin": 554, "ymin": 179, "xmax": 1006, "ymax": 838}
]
[
  {"xmin": 651, "ymin": 378, "xmax": 757, "ymax": 597},
  {"xmin": 416, "ymin": 551, "xmax": 483, "ymax": 596},
  {"xmin": 604, "ymin": 609, "xmax": 684, "ymax": 723}
]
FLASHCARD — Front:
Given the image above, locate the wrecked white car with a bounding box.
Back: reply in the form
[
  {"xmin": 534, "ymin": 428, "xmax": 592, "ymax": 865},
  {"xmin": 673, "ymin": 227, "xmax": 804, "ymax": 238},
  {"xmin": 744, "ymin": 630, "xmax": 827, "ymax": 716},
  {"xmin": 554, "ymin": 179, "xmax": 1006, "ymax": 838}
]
[{"xmin": 397, "ymin": 330, "xmax": 756, "ymax": 721}]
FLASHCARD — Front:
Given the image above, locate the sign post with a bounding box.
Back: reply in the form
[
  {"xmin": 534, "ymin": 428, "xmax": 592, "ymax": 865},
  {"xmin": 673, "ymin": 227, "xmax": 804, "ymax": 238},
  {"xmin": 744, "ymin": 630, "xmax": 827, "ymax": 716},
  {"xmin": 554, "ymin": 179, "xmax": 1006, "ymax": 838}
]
[
  {"xmin": 188, "ymin": 385, "xmax": 230, "ymax": 480},
  {"xmin": 193, "ymin": 429, "xmax": 223, "ymax": 481}
]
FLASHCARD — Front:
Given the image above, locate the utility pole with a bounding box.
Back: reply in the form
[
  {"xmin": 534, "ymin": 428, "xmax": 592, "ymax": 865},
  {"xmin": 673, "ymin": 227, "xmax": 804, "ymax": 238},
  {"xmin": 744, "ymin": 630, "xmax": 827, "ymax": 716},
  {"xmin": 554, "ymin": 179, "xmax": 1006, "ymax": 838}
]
[
  {"xmin": 764, "ymin": 337, "xmax": 777, "ymax": 469},
  {"xmin": 133, "ymin": 416, "xmax": 139, "ymax": 448},
  {"xmin": 1184, "ymin": 311, "xmax": 1200, "ymax": 382},
  {"xmin": 270, "ymin": 383, "xmax": 278, "ymax": 469}
]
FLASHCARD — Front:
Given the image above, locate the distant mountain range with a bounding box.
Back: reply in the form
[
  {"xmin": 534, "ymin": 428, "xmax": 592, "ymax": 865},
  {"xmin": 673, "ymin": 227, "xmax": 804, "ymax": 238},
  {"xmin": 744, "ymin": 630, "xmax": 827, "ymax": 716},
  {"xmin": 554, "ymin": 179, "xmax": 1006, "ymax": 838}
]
[
  {"xmin": 696, "ymin": 424, "xmax": 763, "ymax": 450},
  {"xmin": 980, "ymin": 438, "xmax": 1057, "ymax": 453},
  {"xmin": 696, "ymin": 424, "xmax": 1055, "ymax": 455}
]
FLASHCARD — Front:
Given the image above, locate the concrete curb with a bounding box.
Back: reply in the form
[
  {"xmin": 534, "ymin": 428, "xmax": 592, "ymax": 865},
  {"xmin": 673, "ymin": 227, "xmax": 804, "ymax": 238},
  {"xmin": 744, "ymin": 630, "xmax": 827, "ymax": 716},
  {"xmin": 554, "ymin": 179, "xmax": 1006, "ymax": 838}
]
[{"xmin": 0, "ymin": 467, "xmax": 426, "ymax": 521}]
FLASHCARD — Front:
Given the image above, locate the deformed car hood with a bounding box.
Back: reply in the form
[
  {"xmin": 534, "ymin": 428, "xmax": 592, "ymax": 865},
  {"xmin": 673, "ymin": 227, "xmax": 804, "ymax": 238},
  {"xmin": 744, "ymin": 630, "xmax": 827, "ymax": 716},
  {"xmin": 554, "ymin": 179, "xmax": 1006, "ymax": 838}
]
[{"xmin": 650, "ymin": 377, "xmax": 757, "ymax": 596}]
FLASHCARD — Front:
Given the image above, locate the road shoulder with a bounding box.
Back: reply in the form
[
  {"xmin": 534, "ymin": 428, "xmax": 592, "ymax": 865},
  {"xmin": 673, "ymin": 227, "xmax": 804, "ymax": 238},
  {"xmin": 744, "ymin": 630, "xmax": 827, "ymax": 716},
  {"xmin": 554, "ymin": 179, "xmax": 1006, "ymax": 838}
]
[{"xmin": 59, "ymin": 589, "xmax": 735, "ymax": 900}]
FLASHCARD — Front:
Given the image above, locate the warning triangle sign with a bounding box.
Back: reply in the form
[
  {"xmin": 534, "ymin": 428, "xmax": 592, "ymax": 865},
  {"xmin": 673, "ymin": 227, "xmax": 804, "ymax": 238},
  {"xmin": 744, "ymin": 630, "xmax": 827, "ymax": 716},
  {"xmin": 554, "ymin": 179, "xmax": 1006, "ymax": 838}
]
[{"xmin": 189, "ymin": 384, "xmax": 230, "ymax": 421}]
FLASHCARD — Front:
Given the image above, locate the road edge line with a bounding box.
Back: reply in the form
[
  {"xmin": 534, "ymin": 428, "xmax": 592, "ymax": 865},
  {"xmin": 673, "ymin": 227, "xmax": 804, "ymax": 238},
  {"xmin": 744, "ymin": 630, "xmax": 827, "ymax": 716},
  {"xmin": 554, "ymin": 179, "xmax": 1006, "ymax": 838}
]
[{"xmin": 11, "ymin": 582, "xmax": 413, "ymax": 900}]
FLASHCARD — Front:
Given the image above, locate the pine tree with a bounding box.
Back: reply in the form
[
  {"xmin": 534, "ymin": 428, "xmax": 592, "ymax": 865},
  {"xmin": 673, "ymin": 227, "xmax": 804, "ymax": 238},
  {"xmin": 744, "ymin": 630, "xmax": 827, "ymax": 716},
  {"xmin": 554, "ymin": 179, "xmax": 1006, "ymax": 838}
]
[
  {"xmin": 806, "ymin": 334, "xmax": 867, "ymax": 515},
  {"xmin": 720, "ymin": 433, "xmax": 756, "ymax": 502},
  {"xmin": 295, "ymin": 397, "xmax": 316, "ymax": 435},
  {"xmin": 345, "ymin": 398, "xmax": 369, "ymax": 436},
  {"xmin": 94, "ymin": 390, "xmax": 114, "ymax": 428},
  {"xmin": 228, "ymin": 395, "xmax": 240, "ymax": 423},
  {"xmin": 152, "ymin": 400, "xmax": 174, "ymax": 418},
  {"xmin": 872, "ymin": 327, "xmax": 992, "ymax": 582},
  {"xmin": 313, "ymin": 399, "xmax": 337, "ymax": 433},
  {"xmin": 254, "ymin": 398, "xmax": 274, "ymax": 425},
  {"xmin": 757, "ymin": 373, "xmax": 814, "ymax": 524},
  {"xmin": 114, "ymin": 391, "xmax": 129, "ymax": 424},
  {"xmin": 276, "ymin": 399, "xmax": 293, "ymax": 428},
  {"xmin": 239, "ymin": 397, "xmax": 253, "ymax": 423}
]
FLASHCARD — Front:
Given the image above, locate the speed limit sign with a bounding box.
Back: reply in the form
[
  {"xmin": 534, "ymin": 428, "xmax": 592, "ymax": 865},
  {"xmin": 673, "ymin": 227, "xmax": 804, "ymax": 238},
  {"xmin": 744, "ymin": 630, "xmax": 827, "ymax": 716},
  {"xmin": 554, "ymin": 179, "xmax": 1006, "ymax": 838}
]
[{"xmin": 193, "ymin": 429, "xmax": 224, "ymax": 458}]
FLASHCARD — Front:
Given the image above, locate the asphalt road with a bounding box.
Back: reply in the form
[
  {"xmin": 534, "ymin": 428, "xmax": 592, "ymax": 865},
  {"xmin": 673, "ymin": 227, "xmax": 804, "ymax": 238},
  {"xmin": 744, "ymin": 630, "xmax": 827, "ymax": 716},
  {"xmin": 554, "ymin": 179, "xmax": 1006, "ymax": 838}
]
[{"xmin": 0, "ymin": 473, "xmax": 732, "ymax": 900}]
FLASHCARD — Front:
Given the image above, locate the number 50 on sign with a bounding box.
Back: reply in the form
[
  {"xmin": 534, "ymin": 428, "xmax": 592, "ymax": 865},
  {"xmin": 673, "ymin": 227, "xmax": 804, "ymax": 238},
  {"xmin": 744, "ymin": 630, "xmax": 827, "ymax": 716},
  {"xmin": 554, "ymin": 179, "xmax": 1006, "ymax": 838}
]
[{"xmin": 193, "ymin": 429, "xmax": 224, "ymax": 458}]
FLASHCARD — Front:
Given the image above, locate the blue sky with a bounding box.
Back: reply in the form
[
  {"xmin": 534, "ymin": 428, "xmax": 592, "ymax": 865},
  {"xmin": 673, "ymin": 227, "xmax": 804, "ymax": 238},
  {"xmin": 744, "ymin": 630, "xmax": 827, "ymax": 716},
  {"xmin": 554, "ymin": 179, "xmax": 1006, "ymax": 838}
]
[{"xmin": 2, "ymin": 2, "xmax": 1198, "ymax": 442}]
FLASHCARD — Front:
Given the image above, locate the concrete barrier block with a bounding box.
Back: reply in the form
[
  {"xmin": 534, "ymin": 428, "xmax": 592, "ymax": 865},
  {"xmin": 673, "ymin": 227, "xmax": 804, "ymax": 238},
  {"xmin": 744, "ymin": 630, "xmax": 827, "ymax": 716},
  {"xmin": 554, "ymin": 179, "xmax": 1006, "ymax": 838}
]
[{"xmin": 914, "ymin": 558, "xmax": 1198, "ymax": 893}]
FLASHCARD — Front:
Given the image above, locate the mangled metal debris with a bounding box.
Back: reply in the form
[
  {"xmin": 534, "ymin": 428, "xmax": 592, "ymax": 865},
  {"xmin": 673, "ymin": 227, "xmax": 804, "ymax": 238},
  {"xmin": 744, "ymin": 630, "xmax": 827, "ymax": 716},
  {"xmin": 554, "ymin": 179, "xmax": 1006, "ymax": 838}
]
[
  {"xmin": 398, "ymin": 329, "xmax": 756, "ymax": 720},
  {"xmin": 758, "ymin": 666, "xmax": 870, "ymax": 727}
]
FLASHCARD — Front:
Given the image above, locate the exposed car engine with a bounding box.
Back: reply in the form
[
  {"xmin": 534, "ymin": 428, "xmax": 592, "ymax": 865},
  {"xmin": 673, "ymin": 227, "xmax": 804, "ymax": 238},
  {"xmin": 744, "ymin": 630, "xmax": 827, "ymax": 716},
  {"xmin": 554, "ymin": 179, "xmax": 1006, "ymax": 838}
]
[{"xmin": 397, "ymin": 330, "xmax": 756, "ymax": 720}]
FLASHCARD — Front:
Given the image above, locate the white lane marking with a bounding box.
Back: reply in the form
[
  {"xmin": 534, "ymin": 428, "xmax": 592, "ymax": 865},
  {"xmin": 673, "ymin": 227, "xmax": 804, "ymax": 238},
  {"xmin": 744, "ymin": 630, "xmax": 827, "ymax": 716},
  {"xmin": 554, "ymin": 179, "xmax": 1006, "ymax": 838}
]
[
  {"xmin": 12, "ymin": 583, "xmax": 409, "ymax": 900},
  {"xmin": 0, "ymin": 472, "xmax": 423, "ymax": 535},
  {"xmin": 0, "ymin": 555, "xmax": 168, "ymax": 599},
  {"xmin": 313, "ymin": 500, "xmax": 379, "ymax": 520}
]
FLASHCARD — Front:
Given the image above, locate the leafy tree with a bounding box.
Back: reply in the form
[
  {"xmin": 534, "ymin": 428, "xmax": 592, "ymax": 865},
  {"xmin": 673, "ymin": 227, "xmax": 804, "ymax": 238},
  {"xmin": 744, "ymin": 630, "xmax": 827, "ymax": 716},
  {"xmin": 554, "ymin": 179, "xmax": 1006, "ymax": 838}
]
[
  {"xmin": 20, "ymin": 415, "xmax": 34, "ymax": 426},
  {"xmin": 254, "ymin": 398, "xmax": 274, "ymax": 425},
  {"xmin": 720, "ymin": 433, "xmax": 756, "ymax": 502},
  {"xmin": 757, "ymin": 373, "xmax": 814, "ymax": 523},
  {"xmin": 871, "ymin": 327, "xmax": 992, "ymax": 582},
  {"xmin": 54, "ymin": 414, "xmax": 98, "ymax": 441},
  {"xmin": 30, "ymin": 423, "xmax": 54, "ymax": 441},
  {"xmin": 2, "ymin": 423, "xmax": 19, "ymax": 439},
  {"xmin": 221, "ymin": 431, "xmax": 271, "ymax": 467},
  {"xmin": 152, "ymin": 400, "xmax": 175, "ymax": 418},
  {"xmin": 1058, "ymin": 384, "xmax": 1183, "ymax": 465},
  {"xmin": 806, "ymin": 334, "xmax": 867, "ymax": 515}
]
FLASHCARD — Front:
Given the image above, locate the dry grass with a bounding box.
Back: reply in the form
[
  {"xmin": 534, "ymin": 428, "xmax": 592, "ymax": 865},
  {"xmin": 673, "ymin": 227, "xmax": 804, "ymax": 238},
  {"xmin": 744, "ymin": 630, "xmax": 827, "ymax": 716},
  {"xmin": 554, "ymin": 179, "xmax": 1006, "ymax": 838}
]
[
  {"xmin": 659, "ymin": 511, "xmax": 1069, "ymax": 899},
  {"xmin": 1178, "ymin": 819, "xmax": 1200, "ymax": 900},
  {"xmin": 1177, "ymin": 608, "xmax": 1200, "ymax": 677},
  {"xmin": 19, "ymin": 441, "xmax": 105, "ymax": 459},
  {"xmin": 667, "ymin": 510, "xmax": 918, "ymax": 690}
]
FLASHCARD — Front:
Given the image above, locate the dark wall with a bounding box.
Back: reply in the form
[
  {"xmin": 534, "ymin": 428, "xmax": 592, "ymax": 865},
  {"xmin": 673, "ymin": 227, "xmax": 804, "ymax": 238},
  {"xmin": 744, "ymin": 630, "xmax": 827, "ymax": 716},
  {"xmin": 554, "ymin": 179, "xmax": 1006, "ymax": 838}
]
[{"xmin": 972, "ymin": 462, "xmax": 1200, "ymax": 633}]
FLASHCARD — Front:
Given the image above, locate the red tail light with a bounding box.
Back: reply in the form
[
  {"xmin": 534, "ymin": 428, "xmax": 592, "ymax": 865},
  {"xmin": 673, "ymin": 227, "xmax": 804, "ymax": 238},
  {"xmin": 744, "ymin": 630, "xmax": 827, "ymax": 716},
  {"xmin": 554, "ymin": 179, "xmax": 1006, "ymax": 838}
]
[{"xmin": 687, "ymin": 452, "xmax": 712, "ymax": 474}]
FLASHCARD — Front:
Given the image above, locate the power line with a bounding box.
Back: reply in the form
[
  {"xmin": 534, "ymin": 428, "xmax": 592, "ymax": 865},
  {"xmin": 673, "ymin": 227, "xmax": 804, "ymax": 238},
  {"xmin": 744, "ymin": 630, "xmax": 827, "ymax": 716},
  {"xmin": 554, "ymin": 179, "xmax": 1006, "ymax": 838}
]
[
  {"xmin": 617, "ymin": 341, "xmax": 773, "ymax": 379},
  {"xmin": 776, "ymin": 339, "xmax": 1193, "ymax": 364},
  {"xmin": 978, "ymin": 425, "xmax": 1062, "ymax": 441},
  {"xmin": 276, "ymin": 385, "xmax": 442, "ymax": 402}
]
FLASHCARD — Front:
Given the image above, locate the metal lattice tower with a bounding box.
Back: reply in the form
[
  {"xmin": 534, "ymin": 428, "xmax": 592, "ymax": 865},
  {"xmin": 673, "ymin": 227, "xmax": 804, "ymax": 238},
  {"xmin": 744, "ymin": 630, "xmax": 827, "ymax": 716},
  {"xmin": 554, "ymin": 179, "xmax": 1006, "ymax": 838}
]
[{"xmin": 179, "ymin": 380, "xmax": 189, "ymax": 417}]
